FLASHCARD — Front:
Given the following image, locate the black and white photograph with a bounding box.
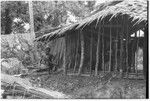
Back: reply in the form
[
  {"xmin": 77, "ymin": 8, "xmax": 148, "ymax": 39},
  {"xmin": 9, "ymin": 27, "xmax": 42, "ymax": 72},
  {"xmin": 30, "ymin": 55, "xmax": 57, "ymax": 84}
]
[{"xmin": 0, "ymin": 0, "xmax": 149, "ymax": 99}]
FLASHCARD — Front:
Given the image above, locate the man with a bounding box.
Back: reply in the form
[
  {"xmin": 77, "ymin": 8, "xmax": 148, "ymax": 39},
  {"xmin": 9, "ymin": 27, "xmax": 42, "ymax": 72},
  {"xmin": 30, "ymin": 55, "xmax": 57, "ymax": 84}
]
[{"xmin": 45, "ymin": 47, "xmax": 54, "ymax": 74}]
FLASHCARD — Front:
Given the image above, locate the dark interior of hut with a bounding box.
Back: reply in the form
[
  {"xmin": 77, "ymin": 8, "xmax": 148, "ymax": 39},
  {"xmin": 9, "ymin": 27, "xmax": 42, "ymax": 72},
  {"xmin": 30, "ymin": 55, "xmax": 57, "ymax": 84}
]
[{"xmin": 63, "ymin": 15, "xmax": 146, "ymax": 79}]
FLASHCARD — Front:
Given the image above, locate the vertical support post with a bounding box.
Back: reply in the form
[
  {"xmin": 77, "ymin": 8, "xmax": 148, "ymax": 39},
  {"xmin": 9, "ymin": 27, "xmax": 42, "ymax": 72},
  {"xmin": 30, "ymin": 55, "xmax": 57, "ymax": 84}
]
[
  {"xmin": 143, "ymin": 27, "xmax": 148, "ymax": 80},
  {"xmin": 109, "ymin": 23, "xmax": 112, "ymax": 72},
  {"xmin": 131, "ymin": 33, "xmax": 136, "ymax": 72},
  {"xmin": 120, "ymin": 16, "xmax": 124, "ymax": 77},
  {"xmin": 63, "ymin": 34, "xmax": 67, "ymax": 75},
  {"xmin": 102, "ymin": 21, "xmax": 105, "ymax": 72},
  {"xmin": 95, "ymin": 26, "xmax": 101, "ymax": 76},
  {"xmin": 90, "ymin": 32, "xmax": 93, "ymax": 75},
  {"xmin": 74, "ymin": 31, "xmax": 79, "ymax": 73},
  {"xmin": 126, "ymin": 19, "xmax": 129, "ymax": 77},
  {"xmin": 135, "ymin": 32, "xmax": 137, "ymax": 76},
  {"xmin": 135, "ymin": 31, "xmax": 140, "ymax": 77},
  {"xmin": 78, "ymin": 30, "xmax": 84, "ymax": 75},
  {"xmin": 120, "ymin": 33, "xmax": 123, "ymax": 76},
  {"xmin": 115, "ymin": 28, "xmax": 118, "ymax": 71}
]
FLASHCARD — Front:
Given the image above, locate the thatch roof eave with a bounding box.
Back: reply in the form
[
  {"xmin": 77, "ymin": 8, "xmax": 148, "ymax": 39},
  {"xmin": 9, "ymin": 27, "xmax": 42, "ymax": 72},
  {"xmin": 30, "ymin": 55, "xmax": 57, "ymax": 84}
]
[{"xmin": 35, "ymin": 0, "xmax": 147, "ymax": 42}]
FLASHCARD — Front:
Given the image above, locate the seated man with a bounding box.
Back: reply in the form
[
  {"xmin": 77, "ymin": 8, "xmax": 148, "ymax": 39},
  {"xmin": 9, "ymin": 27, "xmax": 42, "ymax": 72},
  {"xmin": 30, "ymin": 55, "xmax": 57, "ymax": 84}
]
[{"xmin": 45, "ymin": 47, "xmax": 55, "ymax": 74}]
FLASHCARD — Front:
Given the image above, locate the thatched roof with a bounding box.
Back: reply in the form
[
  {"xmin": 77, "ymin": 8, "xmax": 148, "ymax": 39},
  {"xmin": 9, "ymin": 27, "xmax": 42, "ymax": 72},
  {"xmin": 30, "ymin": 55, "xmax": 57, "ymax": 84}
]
[
  {"xmin": 35, "ymin": 26, "xmax": 62, "ymax": 38},
  {"xmin": 35, "ymin": 0, "xmax": 147, "ymax": 42}
]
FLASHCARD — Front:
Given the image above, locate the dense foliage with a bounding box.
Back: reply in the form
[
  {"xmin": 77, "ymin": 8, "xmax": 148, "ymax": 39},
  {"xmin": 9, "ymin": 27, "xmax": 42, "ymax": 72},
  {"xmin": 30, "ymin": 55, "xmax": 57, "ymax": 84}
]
[{"xmin": 1, "ymin": 1, "xmax": 96, "ymax": 35}]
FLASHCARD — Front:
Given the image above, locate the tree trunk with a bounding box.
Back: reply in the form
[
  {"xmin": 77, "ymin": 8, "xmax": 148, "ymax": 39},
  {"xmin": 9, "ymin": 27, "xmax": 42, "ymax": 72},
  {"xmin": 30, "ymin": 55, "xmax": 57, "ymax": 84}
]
[
  {"xmin": 78, "ymin": 31, "xmax": 84, "ymax": 75},
  {"xmin": 4, "ymin": 8, "xmax": 12, "ymax": 34},
  {"xmin": 29, "ymin": 1, "xmax": 35, "ymax": 40},
  {"xmin": 90, "ymin": 33, "xmax": 93, "ymax": 74},
  {"xmin": 95, "ymin": 30, "xmax": 100, "ymax": 76}
]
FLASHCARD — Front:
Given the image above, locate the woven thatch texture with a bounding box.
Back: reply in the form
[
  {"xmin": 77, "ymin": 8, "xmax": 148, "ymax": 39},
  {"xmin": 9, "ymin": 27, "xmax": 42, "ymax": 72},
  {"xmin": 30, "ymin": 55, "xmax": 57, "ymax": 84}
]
[{"xmin": 35, "ymin": 0, "xmax": 147, "ymax": 42}]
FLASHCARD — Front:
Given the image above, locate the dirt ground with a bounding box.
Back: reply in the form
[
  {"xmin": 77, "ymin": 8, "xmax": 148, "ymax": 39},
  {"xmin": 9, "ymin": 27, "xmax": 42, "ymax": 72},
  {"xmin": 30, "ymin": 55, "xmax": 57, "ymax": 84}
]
[{"xmin": 34, "ymin": 73, "xmax": 146, "ymax": 99}]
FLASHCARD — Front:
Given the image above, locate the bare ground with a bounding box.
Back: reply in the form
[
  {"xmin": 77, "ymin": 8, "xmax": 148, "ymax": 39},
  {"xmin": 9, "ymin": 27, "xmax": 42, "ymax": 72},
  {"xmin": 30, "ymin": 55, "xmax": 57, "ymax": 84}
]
[{"xmin": 35, "ymin": 73, "xmax": 146, "ymax": 99}]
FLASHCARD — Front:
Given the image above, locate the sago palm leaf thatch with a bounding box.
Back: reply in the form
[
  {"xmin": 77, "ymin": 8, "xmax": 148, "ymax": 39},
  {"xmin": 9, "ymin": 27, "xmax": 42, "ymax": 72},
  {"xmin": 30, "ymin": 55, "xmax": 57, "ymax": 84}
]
[{"xmin": 35, "ymin": 0, "xmax": 147, "ymax": 42}]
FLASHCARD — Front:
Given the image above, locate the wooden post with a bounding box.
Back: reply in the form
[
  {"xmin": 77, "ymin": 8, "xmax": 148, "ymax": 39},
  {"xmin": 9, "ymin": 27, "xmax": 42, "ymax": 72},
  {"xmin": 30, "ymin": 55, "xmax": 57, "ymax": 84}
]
[
  {"xmin": 102, "ymin": 27, "xmax": 105, "ymax": 72},
  {"xmin": 78, "ymin": 31, "xmax": 85, "ymax": 75},
  {"xmin": 109, "ymin": 24, "xmax": 112, "ymax": 72},
  {"xmin": 74, "ymin": 31, "xmax": 79, "ymax": 73},
  {"xmin": 90, "ymin": 32, "xmax": 93, "ymax": 75},
  {"xmin": 115, "ymin": 28, "xmax": 118, "ymax": 71},
  {"xmin": 131, "ymin": 33, "xmax": 136, "ymax": 72},
  {"xmin": 135, "ymin": 31, "xmax": 140, "ymax": 77},
  {"xmin": 120, "ymin": 34, "xmax": 123, "ymax": 76},
  {"xmin": 143, "ymin": 27, "xmax": 148, "ymax": 80},
  {"xmin": 126, "ymin": 20, "xmax": 129, "ymax": 76},
  {"xmin": 95, "ymin": 26, "xmax": 101, "ymax": 76},
  {"xmin": 63, "ymin": 34, "xmax": 67, "ymax": 75},
  {"xmin": 29, "ymin": 1, "xmax": 35, "ymax": 40},
  {"xmin": 119, "ymin": 17, "xmax": 124, "ymax": 76}
]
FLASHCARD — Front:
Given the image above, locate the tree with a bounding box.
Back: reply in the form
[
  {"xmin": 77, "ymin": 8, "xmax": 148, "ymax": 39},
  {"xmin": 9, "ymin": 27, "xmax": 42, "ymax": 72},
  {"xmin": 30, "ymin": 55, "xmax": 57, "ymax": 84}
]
[
  {"xmin": 1, "ymin": 1, "xmax": 29, "ymax": 34},
  {"xmin": 1, "ymin": 1, "xmax": 96, "ymax": 35},
  {"xmin": 29, "ymin": 1, "xmax": 35, "ymax": 39}
]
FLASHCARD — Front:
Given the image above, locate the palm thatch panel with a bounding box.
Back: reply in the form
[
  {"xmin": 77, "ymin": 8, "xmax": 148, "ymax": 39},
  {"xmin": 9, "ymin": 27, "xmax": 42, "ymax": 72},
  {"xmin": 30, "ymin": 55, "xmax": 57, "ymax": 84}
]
[{"xmin": 35, "ymin": 0, "xmax": 147, "ymax": 42}]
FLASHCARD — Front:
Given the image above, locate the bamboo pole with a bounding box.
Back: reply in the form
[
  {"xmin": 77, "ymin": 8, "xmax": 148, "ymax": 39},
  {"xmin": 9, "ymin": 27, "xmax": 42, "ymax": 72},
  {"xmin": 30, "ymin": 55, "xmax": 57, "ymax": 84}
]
[
  {"xmin": 78, "ymin": 31, "xmax": 85, "ymax": 75},
  {"xmin": 89, "ymin": 32, "xmax": 93, "ymax": 75},
  {"xmin": 108, "ymin": 24, "xmax": 112, "ymax": 72},
  {"xmin": 102, "ymin": 22, "xmax": 105, "ymax": 72},
  {"xmin": 73, "ymin": 31, "xmax": 79, "ymax": 73},
  {"xmin": 95, "ymin": 26, "xmax": 101, "ymax": 76}
]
